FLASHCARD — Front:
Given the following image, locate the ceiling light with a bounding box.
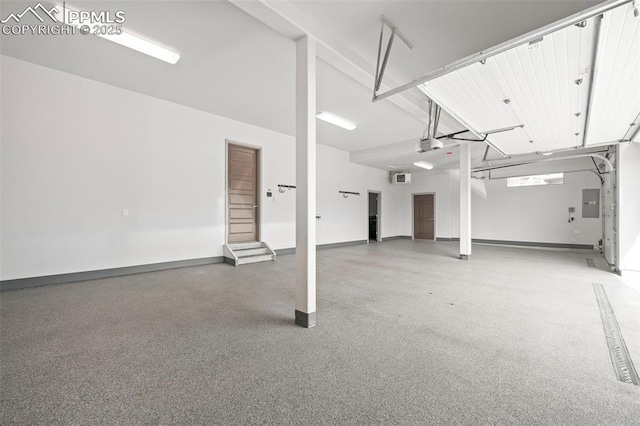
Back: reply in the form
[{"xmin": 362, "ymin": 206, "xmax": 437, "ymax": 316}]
[
  {"xmin": 542, "ymin": 152, "xmax": 553, "ymax": 156},
  {"xmin": 100, "ymin": 32, "xmax": 180, "ymax": 64},
  {"xmin": 57, "ymin": 4, "xmax": 180, "ymax": 64},
  {"xmin": 413, "ymin": 161, "xmax": 434, "ymax": 170},
  {"xmin": 316, "ymin": 112, "xmax": 357, "ymax": 130}
]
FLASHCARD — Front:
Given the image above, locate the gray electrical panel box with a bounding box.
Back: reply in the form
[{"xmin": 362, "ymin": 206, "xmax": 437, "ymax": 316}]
[{"xmin": 582, "ymin": 188, "xmax": 600, "ymax": 218}]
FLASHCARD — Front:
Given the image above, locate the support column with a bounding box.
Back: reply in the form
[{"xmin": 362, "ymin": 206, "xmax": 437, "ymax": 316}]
[
  {"xmin": 459, "ymin": 142, "xmax": 471, "ymax": 260},
  {"xmin": 295, "ymin": 36, "xmax": 317, "ymax": 328}
]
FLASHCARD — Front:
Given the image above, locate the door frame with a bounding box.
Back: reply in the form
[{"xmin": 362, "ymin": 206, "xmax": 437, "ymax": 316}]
[
  {"xmin": 367, "ymin": 190, "xmax": 382, "ymax": 243},
  {"xmin": 225, "ymin": 140, "xmax": 262, "ymax": 244},
  {"xmin": 412, "ymin": 192, "xmax": 436, "ymax": 241}
]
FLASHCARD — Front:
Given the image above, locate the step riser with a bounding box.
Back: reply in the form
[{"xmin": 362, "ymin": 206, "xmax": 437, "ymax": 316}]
[
  {"xmin": 237, "ymin": 248, "xmax": 269, "ymax": 257},
  {"xmin": 228, "ymin": 242, "xmax": 263, "ymax": 250},
  {"xmin": 237, "ymin": 255, "xmax": 274, "ymax": 265}
]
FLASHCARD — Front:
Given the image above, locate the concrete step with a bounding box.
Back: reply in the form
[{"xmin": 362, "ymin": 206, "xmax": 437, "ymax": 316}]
[
  {"xmin": 228, "ymin": 242, "xmax": 263, "ymax": 250},
  {"xmin": 223, "ymin": 241, "xmax": 276, "ymax": 266},
  {"xmin": 236, "ymin": 247, "xmax": 270, "ymax": 257},
  {"xmin": 237, "ymin": 254, "xmax": 274, "ymax": 265}
]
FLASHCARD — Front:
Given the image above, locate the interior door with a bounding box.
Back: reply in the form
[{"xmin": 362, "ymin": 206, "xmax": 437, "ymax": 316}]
[
  {"xmin": 228, "ymin": 144, "xmax": 258, "ymax": 243},
  {"xmin": 414, "ymin": 194, "xmax": 434, "ymax": 240}
]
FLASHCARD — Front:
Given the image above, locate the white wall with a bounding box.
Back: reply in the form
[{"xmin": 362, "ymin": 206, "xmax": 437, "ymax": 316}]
[
  {"xmin": 617, "ymin": 143, "xmax": 640, "ymax": 273},
  {"xmin": 0, "ymin": 56, "xmax": 401, "ymax": 280},
  {"xmin": 399, "ymin": 170, "xmax": 455, "ymax": 238},
  {"xmin": 470, "ymin": 172, "xmax": 601, "ymax": 246},
  {"xmin": 316, "ymin": 145, "xmax": 402, "ymax": 245},
  {"xmin": 400, "ymin": 167, "xmax": 602, "ymax": 246}
]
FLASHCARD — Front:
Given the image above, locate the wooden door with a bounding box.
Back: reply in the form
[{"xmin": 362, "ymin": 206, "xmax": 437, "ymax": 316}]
[
  {"xmin": 414, "ymin": 194, "xmax": 434, "ymax": 240},
  {"xmin": 228, "ymin": 144, "xmax": 258, "ymax": 243}
]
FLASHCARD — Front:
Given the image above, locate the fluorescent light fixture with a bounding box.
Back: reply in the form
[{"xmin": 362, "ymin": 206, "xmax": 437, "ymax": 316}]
[
  {"xmin": 56, "ymin": 4, "xmax": 180, "ymax": 64},
  {"xmin": 413, "ymin": 161, "xmax": 434, "ymax": 170},
  {"xmin": 316, "ymin": 112, "xmax": 357, "ymax": 130},
  {"xmin": 100, "ymin": 32, "xmax": 180, "ymax": 64},
  {"xmin": 542, "ymin": 152, "xmax": 554, "ymax": 156}
]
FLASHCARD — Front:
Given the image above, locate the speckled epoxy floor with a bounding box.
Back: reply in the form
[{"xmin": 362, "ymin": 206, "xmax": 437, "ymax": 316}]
[{"xmin": 1, "ymin": 240, "xmax": 639, "ymax": 424}]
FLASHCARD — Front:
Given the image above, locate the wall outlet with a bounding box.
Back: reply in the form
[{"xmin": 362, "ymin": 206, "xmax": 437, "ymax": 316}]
[{"xmin": 122, "ymin": 209, "xmax": 129, "ymax": 217}]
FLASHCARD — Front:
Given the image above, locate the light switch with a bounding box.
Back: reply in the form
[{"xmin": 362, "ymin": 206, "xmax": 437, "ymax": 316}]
[{"xmin": 122, "ymin": 209, "xmax": 129, "ymax": 217}]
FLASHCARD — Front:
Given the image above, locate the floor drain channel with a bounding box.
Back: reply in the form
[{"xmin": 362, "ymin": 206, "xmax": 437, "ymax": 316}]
[
  {"xmin": 593, "ymin": 283, "xmax": 639, "ymax": 385},
  {"xmin": 586, "ymin": 258, "xmax": 595, "ymax": 268}
]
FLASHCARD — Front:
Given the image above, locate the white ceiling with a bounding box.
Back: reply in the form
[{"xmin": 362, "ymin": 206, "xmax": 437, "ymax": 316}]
[
  {"xmin": 289, "ymin": 0, "xmax": 601, "ymax": 84},
  {"xmin": 0, "ymin": 0, "xmax": 298, "ymax": 135},
  {"xmin": 0, "ymin": 0, "xmax": 611, "ymax": 171},
  {"xmin": 316, "ymin": 57, "xmax": 426, "ymax": 152},
  {"xmin": 350, "ymin": 138, "xmax": 489, "ymax": 173}
]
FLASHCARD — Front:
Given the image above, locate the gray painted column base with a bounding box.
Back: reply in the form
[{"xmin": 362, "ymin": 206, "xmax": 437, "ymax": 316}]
[
  {"xmin": 459, "ymin": 254, "xmax": 469, "ymax": 260},
  {"xmin": 295, "ymin": 310, "xmax": 316, "ymax": 328}
]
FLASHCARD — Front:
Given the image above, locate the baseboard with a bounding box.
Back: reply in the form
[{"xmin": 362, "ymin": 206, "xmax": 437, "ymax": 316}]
[
  {"xmin": 275, "ymin": 239, "xmax": 368, "ymax": 255},
  {"xmin": 436, "ymin": 237, "xmax": 593, "ymax": 250},
  {"xmin": 472, "ymin": 239, "xmax": 594, "ymax": 250},
  {"xmin": 0, "ymin": 256, "xmax": 224, "ymax": 291},
  {"xmin": 318, "ymin": 240, "xmax": 368, "ymax": 250},
  {"xmin": 381, "ymin": 236, "xmax": 412, "ymax": 241},
  {"xmin": 275, "ymin": 248, "xmax": 296, "ymax": 255}
]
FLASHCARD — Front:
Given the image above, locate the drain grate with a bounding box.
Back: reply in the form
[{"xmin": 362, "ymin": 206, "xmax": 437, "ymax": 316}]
[
  {"xmin": 586, "ymin": 258, "xmax": 595, "ymax": 268},
  {"xmin": 593, "ymin": 283, "xmax": 639, "ymax": 385}
]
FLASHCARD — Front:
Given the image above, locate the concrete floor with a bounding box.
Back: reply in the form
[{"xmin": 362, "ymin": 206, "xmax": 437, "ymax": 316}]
[{"xmin": 1, "ymin": 240, "xmax": 639, "ymax": 424}]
